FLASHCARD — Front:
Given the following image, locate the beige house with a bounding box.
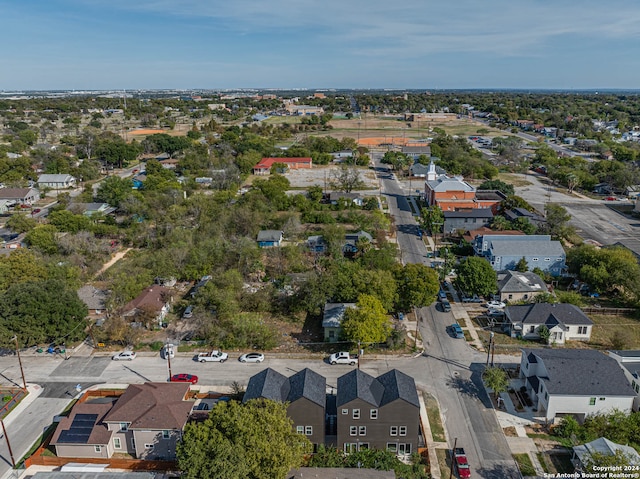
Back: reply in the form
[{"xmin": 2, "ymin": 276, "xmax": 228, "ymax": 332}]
[
  {"xmin": 51, "ymin": 383, "xmax": 194, "ymax": 460},
  {"xmin": 496, "ymin": 270, "xmax": 547, "ymax": 303}
]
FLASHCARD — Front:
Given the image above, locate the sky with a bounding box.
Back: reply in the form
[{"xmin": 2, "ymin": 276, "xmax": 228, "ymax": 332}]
[{"xmin": 1, "ymin": 0, "xmax": 640, "ymax": 91}]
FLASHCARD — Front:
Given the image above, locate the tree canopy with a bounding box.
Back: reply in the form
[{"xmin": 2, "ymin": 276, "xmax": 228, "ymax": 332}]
[
  {"xmin": 394, "ymin": 263, "xmax": 439, "ymax": 311},
  {"xmin": 341, "ymin": 294, "xmax": 392, "ymax": 345},
  {"xmin": 177, "ymin": 399, "xmax": 310, "ymax": 479},
  {"xmin": 454, "ymin": 257, "xmax": 497, "ymax": 297}
]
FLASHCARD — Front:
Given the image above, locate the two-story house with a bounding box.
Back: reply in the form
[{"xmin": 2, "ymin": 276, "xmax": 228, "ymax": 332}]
[
  {"xmin": 505, "ymin": 303, "xmax": 593, "ymax": 344},
  {"xmin": 443, "ymin": 209, "xmax": 493, "ymax": 235},
  {"xmin": 496, "ymin": 270, "xmax": 547, "ymax": 303},
  {"xmin": 608, "ymin": 350, "xmax": 640, "ymax": 411},
  {"xmin": 51, "ymin": 383, "xmax": 194, "ymax": 460},
  {"xmin": 337, "ymin": 369, "xmax": 420, "ymax": 456},
  {"xmin": 519, "ymin": 349, "xmax": 636, "ymax": 423},
  {"xmin": 243, "ymin": 368, "xmax": 326, "ymax": 448}
]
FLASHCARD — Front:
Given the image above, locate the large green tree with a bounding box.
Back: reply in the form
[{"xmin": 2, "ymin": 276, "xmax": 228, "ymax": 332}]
[
  {"xmin": 394, "ymin": 263, "xmax": 439, "ymax": 311},
  {"xmin": 0, "ymin": 279, "xmax": 88, "ymax": 347},
  {"xmin": 341, "ymin": 294, "xmax": 392, "ymax": 344},
  {"xmin": 177, "ymin": 399, "xmax": 310, "ymax": 479},
  {"xmin": 454, "ymin": 257, "xmax": 497, "ymax": 297},
  {"xmin": 96, "ymin": 176, "xmax": 134, "ymax": 207}
]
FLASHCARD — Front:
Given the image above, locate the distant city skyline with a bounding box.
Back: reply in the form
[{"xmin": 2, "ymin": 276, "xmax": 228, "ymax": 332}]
[{"xmin": 2, "ymin": 0, "xmax": 639, "ymax": 91}]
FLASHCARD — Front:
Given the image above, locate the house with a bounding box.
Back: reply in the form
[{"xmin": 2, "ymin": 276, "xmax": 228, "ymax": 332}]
[
  {"xmin": 77, "ymin": 285, "xmax": 108, "ymax": 319},
  {"xmin": 257, "ymin": 230, "xmax": 283, "ymax": 248},
  {"xmin": 519, "ymin": 349, "xmax": 636, "ymax": 423},
  {"xmin": 462, "ymin": 226, "xmax": 525, "ymax": 245},
  {"xmin": 243, "ymin": 368, "xmax": 326, "ymax": 448},
  {"xmin": 329, "ymin": 192, "xmax": 363, "ymax": 207},
  {"xmin": 503, "ymin": 207, "xmax": 546, "ymax": 228},
  {"xmin": 443, "ymin": 209, "xmax": 493, "ymax": 234},
  {"xmin": 323, "ymin": 303, "xmax": 356, "ymax": 342},
  {"xmin": 121, "ymin": 286, "xmax": 172, "ymax": 326},
  {"xmin": 336, "ymin": 369, "xmax": 420, "ymax": 455},
  {"xmin": 401, "ymin": 145, "xmax": 431, "ymax": 160},
  {"xmin": 287, "ymin": 468, "xmax": 395, "ymax": 479},
  {"xmin": 343, "ymin": 230, "xmax": 373, "ymax": 256},
  {"xmin": 607, "ymin": 350, "xmax": 640, "ymax": 411},
  {"xmin": 331, "ymin": 150, "xmax": 354, "ymax": 161},
  {"xmin": 0, "ymin": 188, "xmax": 40, "ymax": 204},
  {"xmin": 285, "ymin": 104, "xmax": 324, "ymax": 116},
  {"xmin": 573, "ymin": 437, "xmax": 640, "ymax": 471},
  {"xmin": 477, "ymin": 234, "xmax": 566, "ymax": 276},
  {"xmin": 252, "ymin": 157, "xmax": 312, "ymax": 175},
  {"xmin": 51, "ymin": 383, "xmax": 193, "ymax": 460},
  {"xmin": 37, "ymin": 174, "xmax": 76, "ymax": 190},
  {"xmin": 68, "ymin": 203, "xmax": 117, "ymax": 217},
  {"xmin": 496, "ymin": 270, "xmax": 547, "ymax": 303},
  {"xmin": 505, "ymin": 303, "xmax": 593, "ymax": 343},
  {"xmin": 307, "ymin": 235, "xmax": 327, "ymax": 253},
  {"xmin": 0, "ymin": 200, "xmax": 10, "ymax": 214}
]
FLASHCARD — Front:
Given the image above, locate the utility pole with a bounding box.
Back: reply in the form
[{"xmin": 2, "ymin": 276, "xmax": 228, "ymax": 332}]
[
  {"xmin": 491, "ymin": 332, "xmax": 496, "ymax": 367},
  {"xmin": 12, "ymin": 336, "xmax": 27, "ymax": 392},
  {"xmin": 1, "ymin": 419, "xmax": 15, "ymax": 467},
  {"xmin": 166, "ymin": 343, "xmax": 173, "ymax": 381},
  {"xmin": 486, "ymin": 332, "xmax": 494, "ymax": 366}
]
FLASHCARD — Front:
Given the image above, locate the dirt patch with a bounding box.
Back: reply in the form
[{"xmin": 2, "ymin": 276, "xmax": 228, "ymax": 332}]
[{"xmin": 503, "ymin": 426, "xmax": 519, "ymax": 437}]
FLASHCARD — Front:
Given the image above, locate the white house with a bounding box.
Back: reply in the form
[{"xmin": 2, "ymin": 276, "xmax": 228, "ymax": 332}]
[
  {"xmin": 520, "ymin": 349, "xmax": 636, "ymax": 423},
  {"xmin": 607, "ymin": 350, "xmax": 640, "ymax": 411},
  {"xmin": 505, "ymin": 303, "xmax": 593, "ymax": 344},
  {"xmin": 37, "ymin": 174, "xmax": 76, "ymax": 189}
]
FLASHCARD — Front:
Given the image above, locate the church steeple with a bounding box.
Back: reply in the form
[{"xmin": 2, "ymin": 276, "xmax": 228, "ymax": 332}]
[{"xmin": 427, "ymin": 160, "xmax": 437, "ymax": 181}]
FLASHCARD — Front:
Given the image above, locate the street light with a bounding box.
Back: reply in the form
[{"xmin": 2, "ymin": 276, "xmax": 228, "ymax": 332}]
[{"xmin": 11, "ymin": 336, "xmax": 27, "ymax": 392}]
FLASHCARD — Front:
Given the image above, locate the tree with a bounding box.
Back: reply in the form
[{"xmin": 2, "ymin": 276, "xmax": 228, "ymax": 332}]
[
  {"xmin": 96, "ymin": 176, "xmax": 134, "ymax": 207},
  {"xmin": 419, "ymin": 205, "xmax": 444, "ymax": 236},
  {"xmin": 454, "ymin": 257, "xmax": 497, "ymax": 297},
  {"xmin": 6, "ymin": 213, "xmax": 37, "ymax": 233},
  {"xmin": 96, "ymin": 137, "xmax": 140, "ymax": 168},
  {"xmin": 482, "ymin": 367, "xmax": 509, "ymax": 398},
  {"xmin": 0, "ymin": 279, "xmax": 88, "ymax": 347},
  {"xmin": 582, "ymin": 450, "xmax": 637, "ymax": 473},
  {"xmin": 341, "ymin": 294, "xmax": 392, "ymax": 345},
  {"xmin": 394, "ymin": 263, "xmax": 439, "ymax": 311},
  {"xmin": 177, "ymin": 399, "xmax": 310, "ymax": 479},
  {"xmin": 543, "ymin": 203, "xmax": 573, "ymax": 239},
  {"xmin": 478, "ymin": 179, "xmax": 515, "ymax": 196},
  {"xmin": 25, "ymin": 225, "xmax": 59, "ymax": 255},
  {"xmin": 515, "ymin": 257, "xmax": 528, "ymax": 272},
  {"xmin": 538, "ymin": 325, "xmax": 551, "ymax": 343},
  {"xmin": 330, "ymin": 164, "xmax": 364, "ymax": 193},
  {"xmin": 0, "ymin": 249, "xmax": 48, "ymax": 292}
]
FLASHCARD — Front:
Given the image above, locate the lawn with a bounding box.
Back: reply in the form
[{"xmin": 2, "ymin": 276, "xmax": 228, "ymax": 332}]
[
  {"xmin": 513, "ymin": 453, "xmax": 536, "ymax": 476},
  {"xmin": 435, "ymin": 449, "xmax": 451, "ymax": 479},
  {"xmin": 422, "ymin": 392, "xmax": 446, "ymax": 443},
  {"xmin": 588, "ymin": 313, "xmax": 640, "ymax": 349}
]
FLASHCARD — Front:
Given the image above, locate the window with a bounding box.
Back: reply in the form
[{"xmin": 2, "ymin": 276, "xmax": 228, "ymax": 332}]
[
  {"xmin": 370, "ymin": 409, "xmax": 378, "ymax": 419},
  {"xmin": 305, "ymin": 426, "xmax": 313, "ymax": 435},
  {"xmin": 599, "ymin": 397, "xmax": 606, "ymax": 401},
  {"xmin": 94, "ymin": 445, "xmax": 101, "ymax": 453},
  {"xmin": 350, "ymin": 426, "xmax": 357, "ymax": 436},
  {"xmin": 145, "ymin": 444, "xmax": 154, "ymax": 450},
  {"xmin": 508, "ymin": 294, "xmax": 513, "ymax": 300},
  {"xmin": 578, "ymin": 326, "xmax": 587, "ymax": 334},
  {"xmin": 297, "ymin": 426, "xmax": 304, "ymax": 434},
  {"xmin": 399, "ymin": 426, "xmax": 407, "ymax": 436},
  {"xmin": 390, "ymin": 426, "xmax": 398, "ymax": 436},
  {"xmin": 532, "ymin": 258, "xmax": 539, "ymax": 262},
  {"xmin": 359, "ymin": 426, "xmax": 366, "ymax": 436},
  {"xmin": 544, "ymin": 258, "xmax": 550, "ymax": 262},
  {"xmin": 529, "ymin": 326, "xmax": 535, "ymax": 333},
  {"xmin": 113, "ymin": 438, "xmax": 121, "ymax": 449},
  {"xmin": 342, "ymin": 409, "xmax": 348, "ymax": 415},
  {"xmin": 162, "ymin": 430, "xmax": 170, "ymax": 439},
  {"xmin": 523, "ymin": 294, "xmax": 528, "ymax": 299},
  {"xmin": 344, "ymin": 443, "xmax": 358, "ymax": 453},
  {"xmin": 352, "ymin": 409, "xmax": 360, "ymax": 419},
  {"xmin": 119, "ymin": 422, "xmax": 128, "ymax": 431},
  {"xmin": 589, "ymin": 397, "xmax": 596, "ymax": 406},
  {"xmin": 399, "ymin": 443, "xmax": 412, "ymax": 455},
  {"xmin": 359, "ymin": 443, "xmax": 369, "ymax": 450},
  {"xmin": 387, "ymin": 443, "xmax": 398, "ymax": 452}
]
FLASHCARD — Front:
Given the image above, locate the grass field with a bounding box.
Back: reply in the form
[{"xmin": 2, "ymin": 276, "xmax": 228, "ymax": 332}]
[
  {"xmin": 588, "ymin": 313, "xmax": 640, "ymax": 349},
  {"xmin": 422, "ymin": 392, "xmax": 446, "ymax": 443},
  {"xmin": 513, "ymin": 453, "xmax": 536, "ymax": 476}
]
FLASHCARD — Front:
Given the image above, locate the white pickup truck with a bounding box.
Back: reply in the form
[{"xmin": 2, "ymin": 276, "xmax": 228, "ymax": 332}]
[
  {"xmin": 196, "ymin": 350, "xmax": 228, "ymax": 363},
  {"xmin": 329, "ymin": 351, "xmax": 358, "ymax": 365}
]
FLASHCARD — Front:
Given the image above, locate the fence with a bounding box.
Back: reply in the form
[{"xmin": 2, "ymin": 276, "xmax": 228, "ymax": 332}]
[
  {"xmin": 0, "ymin": 388, "xmax": 27, "ymax": 419},
  {"xmin": 582, "ymin": 307, "xmax": 636, "ymax": 316}
]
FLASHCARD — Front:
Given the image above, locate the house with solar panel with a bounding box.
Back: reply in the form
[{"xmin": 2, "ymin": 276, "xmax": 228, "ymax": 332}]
[
  {"xmin": 50, "ymin": 383, "xmax": 193, "ymax": 460},
  {"xmin": 336, "ymin": 369, "xmax": 420, "ymax": 456},
  {"xmin": 243, "ymin": 368, "xmax": 326, "ymax": 448}
]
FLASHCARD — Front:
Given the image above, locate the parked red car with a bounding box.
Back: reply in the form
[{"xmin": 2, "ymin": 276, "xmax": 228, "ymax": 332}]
[{"xmin": 170, "ymin": 373, "xmax": 198, "ymax": 384}]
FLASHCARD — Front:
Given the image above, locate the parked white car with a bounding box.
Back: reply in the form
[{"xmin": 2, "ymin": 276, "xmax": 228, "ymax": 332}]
[
  {"xmin": 112, "ymin": 351, "xmax": 136, "ymax": 361},
  {"xmin": 238, "ymin": 352, "xmax": 264, "ymax": 363},
  {"xmin": 162, "ymin": 344, "xmax": 175, "ymax": 359},
  {"xmin": 486, "ymin": 300, "xmax": 506, "ymax": 309}
]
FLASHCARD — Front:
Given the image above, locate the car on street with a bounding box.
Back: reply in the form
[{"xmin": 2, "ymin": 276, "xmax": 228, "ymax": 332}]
[
  {"xmin": 439, "ymin": 298, "xmax": 451, "ymax": 312},
  {"xmin": 604, "ymin": 196, "xmax": 617, "ymax": 201},
  {"xmin": 31, "ymin": 208, "xmax": 41, "ymax": 215},
  {"xmin": 170, "ymin": 373, "xmax": 198, "ymax": 384},
  {"xmin": 161, "ymin": 344, "xmax": 175, "ymax": 359},
  {"xmin": 485, "ymin": 300, "xmax": 506, "ymax": 309},
  {"xmin": 196, "ymin": 350, "xmax": 228, "ymax": 363},
  {"xmin": 112, "ymin": 351, "xmax": 136, "ymax": 361},
  {"xmin": 453, "ymin": 448, "xmax": 471, "ymax": 478},
  {"xmin": 438, "ymin": 290, "xmax": 448, "ymax": 300},
  {"xmin": 239, "ymin": 352, "xmax": 265, "ymax": 363},
  {"xmin": 449, "ymin": 323, "xmax": 464, "ymax": 339},
  {"xmin": 329, "ymin": 351, "xmax": 358, "ymax": 365}
]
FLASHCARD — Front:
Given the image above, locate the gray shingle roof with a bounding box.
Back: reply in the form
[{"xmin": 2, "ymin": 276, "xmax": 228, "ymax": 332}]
[
  {"xmin": 377, "ymin": 369, "xmax": 420, "ymax": 408},
  {"xmin": 489, "ymin": 239, "xmax": 565, "ymax": 257},
  {"xmin": 523, "ymin": 349, "xmax": 636, "ymax": 396},
  {"xmin": 497, "ymin": 270, "xmax": 546, "ymax": 294},
  {"xmin": 243, "ymin": 368, "xmax": 289, "ymax": 403},
  {"xmin": 337, "ymin": 369, "xmax": 384, "ymax": 407},
  {"xmin": 257, "ymin": 230, "xmax": 283, "ymax": 242},
  {"xmin": 444, "ymin": 209, "xmax": 493, "ymax": 219},
  {"xmin": 322, "ymin": 303, "xmax": 356, "ymax": 328},
  {"xmin": 287, "ymin": 368, "xmax": 326, "ymax": 407},
  {"xmin": 506, "ymin": 303, "xmax": 593, "ymax": 326}
]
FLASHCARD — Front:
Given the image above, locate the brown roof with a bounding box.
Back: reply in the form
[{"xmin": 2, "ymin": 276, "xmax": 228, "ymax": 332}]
[
  {"xmin": 122, "ymin": 286, "xmax": 171, "ymax": 315},
  {"xmin": 103, "ymin": 383, "xmax": 193, "ymax": 430},
  {"xmin": 50, "ymin": 398, "xmax": 117, "ymax": 446},
  {"xmin": 462, "ymin": 226, "xmax": 525, "ymax": 243},
  {"xmin": 0, "ymin": 188, "xmax": 34, "ymax": 198}
]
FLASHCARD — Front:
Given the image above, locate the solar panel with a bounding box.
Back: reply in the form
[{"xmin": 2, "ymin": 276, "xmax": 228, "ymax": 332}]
[{"xmin": 56, "ymin": 414, "xmax": 98, "ymax": 444}]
